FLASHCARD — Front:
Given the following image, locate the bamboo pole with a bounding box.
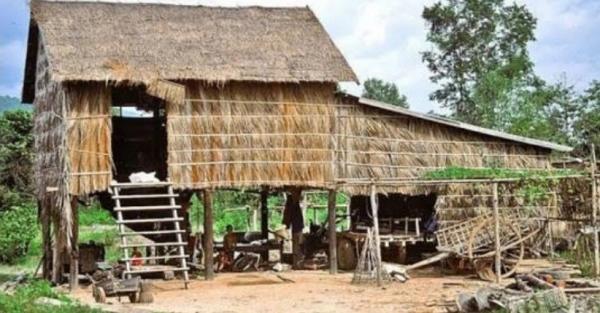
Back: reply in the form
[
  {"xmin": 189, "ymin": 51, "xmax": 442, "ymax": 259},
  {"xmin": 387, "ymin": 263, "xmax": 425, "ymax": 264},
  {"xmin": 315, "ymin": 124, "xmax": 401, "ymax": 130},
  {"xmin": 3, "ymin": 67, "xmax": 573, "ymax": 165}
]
[
  {"xmin": 591, "ymin": 144, "xmax": 599, "ymax": 277},
  {"xmin": 203, "ymin": 189, "xmax": 215, "ymax": 280},
  {"xmin": 492, "ymin": 183, "xmax": 501, "ymax": 284},
  {"xmin": 260, "ymin": 187, "xmax": 269, "ymax": 262},
  {"xmin": 370, "ymin": 184, "xmax": 383, "ymax": 286},
  {"xmin": 328, "ymin": 189, "xmax": 338, "ymax": 274}
]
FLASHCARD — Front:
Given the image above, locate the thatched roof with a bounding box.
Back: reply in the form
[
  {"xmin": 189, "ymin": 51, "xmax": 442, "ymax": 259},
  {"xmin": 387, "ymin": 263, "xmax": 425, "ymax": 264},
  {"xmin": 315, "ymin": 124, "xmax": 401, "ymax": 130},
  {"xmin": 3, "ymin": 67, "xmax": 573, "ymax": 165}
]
[
  {"xmin": 344, "ymin": 94, "xmax": 573, "ymax": 153},
  {"xmin": 22, "ymin": 0, "xmax": 357, "ymax": 102}
]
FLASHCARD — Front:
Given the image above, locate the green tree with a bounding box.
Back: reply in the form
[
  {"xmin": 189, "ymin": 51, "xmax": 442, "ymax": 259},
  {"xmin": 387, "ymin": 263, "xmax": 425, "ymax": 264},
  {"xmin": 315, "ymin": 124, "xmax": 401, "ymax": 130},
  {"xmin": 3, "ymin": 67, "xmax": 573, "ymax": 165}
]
[
  {"xmin": 361, "ymin": 78, "xmax": 409, "ymax": 108},
  {"xmin": 575, "ymin": 80, "xmax": 600, "ymax": 156},
  {"xmin": 422, "ymin": 0, "xmax": 536, "ymax": 123},
  {"xmin": 0, "ymin": 110, "xmax": 34, "ymax": 195}
]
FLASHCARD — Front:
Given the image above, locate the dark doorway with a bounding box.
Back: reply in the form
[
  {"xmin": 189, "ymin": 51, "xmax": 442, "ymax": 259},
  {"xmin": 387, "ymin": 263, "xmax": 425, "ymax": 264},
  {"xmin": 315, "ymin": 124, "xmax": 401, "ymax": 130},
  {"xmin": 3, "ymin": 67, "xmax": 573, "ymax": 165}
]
[{"xmin": 111, "ymin": 87, "xmax": 168, "ymax": 182}]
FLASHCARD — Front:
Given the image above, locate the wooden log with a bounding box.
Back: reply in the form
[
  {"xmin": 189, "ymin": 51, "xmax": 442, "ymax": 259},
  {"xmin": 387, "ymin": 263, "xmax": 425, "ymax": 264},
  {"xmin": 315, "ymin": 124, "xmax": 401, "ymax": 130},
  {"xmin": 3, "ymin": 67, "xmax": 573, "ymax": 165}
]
[
  {"xmin": 328, "ymin": 189, "xmax": 338, "ymax": 274},
  {"xmin": 69, "ymin": 196, "xmax": 79, "ymax": 291},
  {"xmin": 203, "ymin": 189, "xmax": 214, "ymax": 280},
  {"xmin": 518, "ymin": 274, "xmax": 556, "ymax": 290},
  {"xmin": 405, "ymin": 252, "xmax": 451, "ymax": 271}
]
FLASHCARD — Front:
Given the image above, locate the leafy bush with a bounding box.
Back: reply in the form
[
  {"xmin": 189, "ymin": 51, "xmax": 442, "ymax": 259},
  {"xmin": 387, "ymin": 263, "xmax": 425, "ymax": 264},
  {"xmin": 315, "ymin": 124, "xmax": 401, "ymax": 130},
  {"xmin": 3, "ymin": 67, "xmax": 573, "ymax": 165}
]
[
  {"xmin": 0, "ymin": 110, "xmax": 33, "ymax": 194},
  {"xmin": 0, "ymin": 279, "xmax": 103, "ymax": 313},
  {"xmin": 0, "ymin": 204, "xmax": 37, "ymax": 263}
]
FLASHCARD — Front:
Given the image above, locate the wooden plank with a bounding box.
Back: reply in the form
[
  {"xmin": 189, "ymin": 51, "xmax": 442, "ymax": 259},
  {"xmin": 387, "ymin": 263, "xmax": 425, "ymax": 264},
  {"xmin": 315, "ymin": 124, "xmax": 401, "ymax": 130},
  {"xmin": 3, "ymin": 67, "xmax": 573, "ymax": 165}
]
[
  {"xmin": 117, "ymin": 217, "xmax": 183, "ymax": 224},
  {"xmin": 115, "ymin": 205, "xmax": 181, "ymax": 211},
  {"xmin": 121, "ymin": 255, "xmax": 190, "ymax": 262},
  {"xmin": 169, "ymin": 184, "xmax": 189, "ymax": 288},
  {"xmin": 124, "ymin": 267, "xmax": 189, "ymax": 275},
  {"xmin": 112, "ymin": 194, "xmax": 175, "ymax": 200},
  {"xmin": 120, "ymin": 242, "xmax": 187, "ymax": 248},
  {"xmin": 110, "ymin": 182, "xmax": 172, "ymax": 188},
  {"xmin": 120, "ymin": 230, "xmax": 185, "ymax": 236}
]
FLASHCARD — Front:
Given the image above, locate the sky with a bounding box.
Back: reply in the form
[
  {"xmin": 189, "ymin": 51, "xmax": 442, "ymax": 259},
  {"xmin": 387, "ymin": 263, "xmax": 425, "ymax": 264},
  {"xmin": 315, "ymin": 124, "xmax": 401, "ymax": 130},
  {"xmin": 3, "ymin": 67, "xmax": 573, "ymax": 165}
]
[{"xmin": 1, "ymin": 0, "xmax": 599, "ymax": 113}]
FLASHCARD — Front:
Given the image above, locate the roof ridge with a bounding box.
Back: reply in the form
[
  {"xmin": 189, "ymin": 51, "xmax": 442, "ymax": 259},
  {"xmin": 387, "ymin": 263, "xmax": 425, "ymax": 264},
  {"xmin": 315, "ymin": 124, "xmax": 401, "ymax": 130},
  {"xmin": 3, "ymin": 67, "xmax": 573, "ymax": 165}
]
[{"xmin": 33, "ymin": 0, "xmax": 310, "ymax": 10}]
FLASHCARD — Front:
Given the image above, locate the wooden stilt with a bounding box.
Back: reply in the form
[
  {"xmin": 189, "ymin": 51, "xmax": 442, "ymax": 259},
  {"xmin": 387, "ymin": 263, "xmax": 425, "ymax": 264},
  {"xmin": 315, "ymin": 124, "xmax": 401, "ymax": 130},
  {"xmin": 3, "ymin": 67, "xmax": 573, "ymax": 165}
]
[
  {"xmin": 492, "ymin": 182, "xmax": 501, "ymax": 284},
  {"xmin": 69, "ymin": 196, "xmax": 79, "ymax": 291},
  {"xmin": 260, "ymin": 187, "xmax": 269, "ymax": 261},
  {"xmin": 203, "ymin": 189, "xmax": 215, "ymax": 280},
  {"xmin": 591, "ymin": 144, "xmax": 600, "ymax": 277},
  {"xmin": 369, "ymin": 184, "xmax": 382, "ymax": 286},
  {"xmin": 285, "ymin": 188, "xmax": 304, "ymax": 268},
  {"xmin": 51, "ymin": 212, "xmax": 64, "ymax": 285},
  {"xmin": 328, "ymin": 189, "xmax": 338, "ymax": 274}
]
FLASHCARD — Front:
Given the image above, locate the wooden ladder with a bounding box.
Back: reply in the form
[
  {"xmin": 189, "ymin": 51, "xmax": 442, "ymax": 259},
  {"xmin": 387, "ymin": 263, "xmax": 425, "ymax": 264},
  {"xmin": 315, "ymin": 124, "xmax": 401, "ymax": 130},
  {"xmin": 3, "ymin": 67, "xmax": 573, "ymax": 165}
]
[{"xmin": 111, "ymin": 181, "xmax": 189, "ymax": 289}]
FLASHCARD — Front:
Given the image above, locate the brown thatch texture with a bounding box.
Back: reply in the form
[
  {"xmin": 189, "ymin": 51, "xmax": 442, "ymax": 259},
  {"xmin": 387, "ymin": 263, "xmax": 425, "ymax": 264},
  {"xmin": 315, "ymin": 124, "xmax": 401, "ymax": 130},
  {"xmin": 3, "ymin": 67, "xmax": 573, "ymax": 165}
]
[
  {"xmin": 166, "ymin": 81, "xmax": 337, "ymax": 190},
  {"xmin": 27, "ymin": 1, "xmax": 357, "ymax": 88},
  {"xmin": 65, "ymin": 83, "xmax": 113, "ymax": 196},
  {"xmin": 338, "ymin": 102, "xmax": 552, "ymax": 194},
  {"xmin": 32, "ymin": 36, "xmax": 73, "ymax": 258}
]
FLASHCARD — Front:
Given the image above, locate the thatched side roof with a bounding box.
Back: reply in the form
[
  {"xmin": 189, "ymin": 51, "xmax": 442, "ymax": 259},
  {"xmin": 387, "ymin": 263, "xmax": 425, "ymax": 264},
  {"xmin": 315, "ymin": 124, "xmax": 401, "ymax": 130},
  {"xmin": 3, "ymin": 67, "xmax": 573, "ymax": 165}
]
[
  {"xmin": 23, "ymin": 0, "xmax": 357, "ymax": 103},
  {"xmin": 344, "ymin": 94, "xmax": 573, "ymax": 153}
]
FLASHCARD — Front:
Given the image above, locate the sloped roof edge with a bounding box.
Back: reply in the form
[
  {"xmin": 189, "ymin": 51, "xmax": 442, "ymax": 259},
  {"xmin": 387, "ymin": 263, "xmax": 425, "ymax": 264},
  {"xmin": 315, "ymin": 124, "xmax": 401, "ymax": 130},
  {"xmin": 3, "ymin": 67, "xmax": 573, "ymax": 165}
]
[{"xmin": 352, "ymin": 95, "xmax": 573, "ymax": 153}]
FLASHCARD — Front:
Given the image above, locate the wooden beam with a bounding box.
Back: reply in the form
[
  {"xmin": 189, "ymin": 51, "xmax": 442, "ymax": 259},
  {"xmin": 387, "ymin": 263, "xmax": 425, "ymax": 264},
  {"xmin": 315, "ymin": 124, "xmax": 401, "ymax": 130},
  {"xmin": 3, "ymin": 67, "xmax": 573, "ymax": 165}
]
[
  {"xmin": 328, "ymin": 189, "xmax": 338, "ymax": 274},
  {"xmin": 203, "ymin": 189, "xmax": 215, "ymax": 280},
  {"xmin": 69, "ymin": 196, "xmax": 79, "ymax": 291}
]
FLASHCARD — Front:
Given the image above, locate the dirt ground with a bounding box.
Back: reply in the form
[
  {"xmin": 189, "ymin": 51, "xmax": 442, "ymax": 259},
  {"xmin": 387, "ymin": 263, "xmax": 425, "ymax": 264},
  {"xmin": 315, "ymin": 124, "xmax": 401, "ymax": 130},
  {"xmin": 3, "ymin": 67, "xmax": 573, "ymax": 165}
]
[{"xmin": 72, "ymin": 269, "xmax": 490, "ymax": 313}]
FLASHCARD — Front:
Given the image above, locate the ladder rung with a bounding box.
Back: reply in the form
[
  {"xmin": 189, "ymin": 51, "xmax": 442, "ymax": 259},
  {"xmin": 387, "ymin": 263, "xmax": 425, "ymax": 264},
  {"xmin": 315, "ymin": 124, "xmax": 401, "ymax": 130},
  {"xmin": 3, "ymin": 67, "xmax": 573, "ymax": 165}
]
[
  {"xmin": 113, "ymin": 194, "xmax": 176, "ymax": 200},
  {"xmin": 121, "ymin": 242, "xmax": 187, "ymax": 248},
  {"xmin": 115, "ymin": 205, "xmax": 181, "ymax": 211},
  {"xmin": 111, "ymin": 182, "xmax": 172, "ymax": 189},
  {"xmin": 120, "ymin": 230, "xmax": 186, "ymax": 236},
  {"xmin": 124, "ymin": 267, "xmax": 189, "ymax": 275},
  {"xmin": 117, "ymin": 217, "xmax": 183, "ymax": 224},
  {"xmin": 121, "ymin": 255, "xmax": 189, "ymax": 262}
]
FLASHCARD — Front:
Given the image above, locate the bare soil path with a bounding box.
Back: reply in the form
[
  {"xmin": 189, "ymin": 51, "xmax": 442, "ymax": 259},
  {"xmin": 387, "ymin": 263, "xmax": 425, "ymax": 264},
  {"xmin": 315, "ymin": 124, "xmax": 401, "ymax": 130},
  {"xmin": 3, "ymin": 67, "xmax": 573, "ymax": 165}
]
[{"xmin": 72, "ymin": 269, "xmax": 488, "ymax": 313}]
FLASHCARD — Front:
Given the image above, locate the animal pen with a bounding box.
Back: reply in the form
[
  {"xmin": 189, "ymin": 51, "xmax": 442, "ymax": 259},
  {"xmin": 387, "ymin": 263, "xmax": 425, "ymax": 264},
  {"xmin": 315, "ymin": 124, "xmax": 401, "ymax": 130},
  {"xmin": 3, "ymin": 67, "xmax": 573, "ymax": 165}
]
[{"xmin": 21, "ymin": 0, "xmax": 599, "ymax": 291}]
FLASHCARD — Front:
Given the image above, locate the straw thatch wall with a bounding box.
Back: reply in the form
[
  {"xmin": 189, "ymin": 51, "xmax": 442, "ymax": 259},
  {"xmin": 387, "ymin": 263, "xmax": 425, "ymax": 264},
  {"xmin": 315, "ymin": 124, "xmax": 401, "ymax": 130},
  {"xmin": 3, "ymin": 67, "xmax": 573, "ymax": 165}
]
[
  {"xmin": 65, "ymin": 83, "xmax": 112, "ymax": 196},
  {"xmin": 338, "ymin": 100, "xmax": 552, "ymax": 194},
  {"xmin": 166, "ymin": 81, "xmax": 337, "ymax": 190}
]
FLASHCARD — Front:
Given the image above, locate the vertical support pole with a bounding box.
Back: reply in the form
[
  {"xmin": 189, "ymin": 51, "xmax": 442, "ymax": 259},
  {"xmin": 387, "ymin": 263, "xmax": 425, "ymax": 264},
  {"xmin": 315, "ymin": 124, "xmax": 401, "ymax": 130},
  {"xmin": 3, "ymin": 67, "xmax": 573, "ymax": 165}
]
[
  {"xmin": 328, "ymin": 189, "xmax": 338, "ymax": 274},
  {"xmin": 370, "ymin": 184, "xmax": 383, "ymax": 286},
  {"xmin": 69, "ymin": 196, "xmax": 79, "ymax": 291},
  {"xmin": 260, "ymin": 187, "xmax": 269, "ymax": 262},
  {"xmin": 591, "ymin": 144, "xmax": 600, "ymax": 277},
  {"xmin": 492, "ymin": 182, "xmax": 501, "ymax": 284},
  {"xmin": 260, "ymin": 187, "xmax": 269, "ymax": 240},
  {"xmin": 203, "ymin": 189, "xmax": 215, "ymax": 280}
]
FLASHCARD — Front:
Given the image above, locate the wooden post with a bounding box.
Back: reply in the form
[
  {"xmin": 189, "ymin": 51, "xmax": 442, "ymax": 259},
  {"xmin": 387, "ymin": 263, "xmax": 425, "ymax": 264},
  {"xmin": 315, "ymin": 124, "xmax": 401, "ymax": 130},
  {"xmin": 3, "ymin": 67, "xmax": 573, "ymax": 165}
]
[
  {"xmin": 69, "ymin": 196, "xmax": 79, "ymax": 291},
  {"xmin": 369, "ymin": 184, "xmax": 383, "ymax": 286},
  {"xmin": 328, "ymin": 189, "xmax": 338, "ymax": 274},
  {"xmin": 260, "ymin": 187, "xmax": 269, "ymax": 240},
  {"xmin": 260, "ymin": 187, "xmax": 269, "ymax": 261},
  {"xmin": 203, "ymin": 189, "xmax": 215, "ymax": 280},
  {"xmin": 492, "ymin": 182, "xmax": 501, "ymax": 284},
  {"xmin": 591, "ymin": 144, "xmax": 600, "ymax": 277}
]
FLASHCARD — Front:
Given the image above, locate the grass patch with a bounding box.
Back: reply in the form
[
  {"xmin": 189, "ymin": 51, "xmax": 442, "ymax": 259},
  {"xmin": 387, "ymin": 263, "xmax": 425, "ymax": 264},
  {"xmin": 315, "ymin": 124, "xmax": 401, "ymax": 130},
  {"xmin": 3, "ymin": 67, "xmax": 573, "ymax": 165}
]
[
  {"xmin": 0, "ymin": 279, "xmax": 103, "ymax": 313},
  {"xmin": 79, "ymin": 201, "xmax": 115, "ymax": 226},
  {"xmin": 422, "ymin": 166, "xmax": 580, "ymax": 180}
]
